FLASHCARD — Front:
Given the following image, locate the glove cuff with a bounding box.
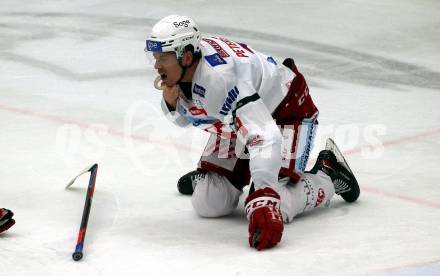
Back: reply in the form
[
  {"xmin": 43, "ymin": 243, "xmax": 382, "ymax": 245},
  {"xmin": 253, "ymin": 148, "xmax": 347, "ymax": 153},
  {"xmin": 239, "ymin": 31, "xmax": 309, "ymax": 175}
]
[{"xmin": 244, "ymin": 187, "xmax": 281, "ymax": 220}]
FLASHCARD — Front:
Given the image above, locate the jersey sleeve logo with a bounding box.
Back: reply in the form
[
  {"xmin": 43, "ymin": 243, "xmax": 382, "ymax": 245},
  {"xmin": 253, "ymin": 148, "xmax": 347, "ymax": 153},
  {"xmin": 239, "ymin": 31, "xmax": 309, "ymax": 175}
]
[
  {"xmin": 204, "ymin": 53, "xmax": 227, "ymax": 67},
  {"xmin": 219, "ymin": 86, "xmax": 240, "ymax": 116}
]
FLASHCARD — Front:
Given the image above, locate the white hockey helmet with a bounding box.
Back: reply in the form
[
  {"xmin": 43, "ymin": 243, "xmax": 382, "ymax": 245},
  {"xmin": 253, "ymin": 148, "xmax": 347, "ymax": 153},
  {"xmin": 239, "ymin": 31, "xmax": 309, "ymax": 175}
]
[{"xmin": 145, "ymin": 15, "xmax": 201, "ymax": 59}]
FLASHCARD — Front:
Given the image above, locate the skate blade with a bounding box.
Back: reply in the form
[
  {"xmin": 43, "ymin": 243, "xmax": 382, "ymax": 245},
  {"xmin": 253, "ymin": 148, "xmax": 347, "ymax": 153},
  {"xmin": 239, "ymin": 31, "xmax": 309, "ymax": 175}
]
[{"xmin": 325, "ymin": 138, "xmax": 354, "ymax": 175}]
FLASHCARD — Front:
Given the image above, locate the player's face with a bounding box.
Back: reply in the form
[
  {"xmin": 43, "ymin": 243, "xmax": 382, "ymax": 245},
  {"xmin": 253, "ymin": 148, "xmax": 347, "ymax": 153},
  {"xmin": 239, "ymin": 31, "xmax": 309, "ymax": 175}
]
[{"xmin": 153, "ymin": 52, "xmax": 181, "ymax": 86}]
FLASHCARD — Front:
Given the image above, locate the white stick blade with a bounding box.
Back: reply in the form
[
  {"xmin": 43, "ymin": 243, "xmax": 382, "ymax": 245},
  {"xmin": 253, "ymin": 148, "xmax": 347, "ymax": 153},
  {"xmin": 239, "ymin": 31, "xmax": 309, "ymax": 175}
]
[{"xmin": 65, "ymin": 164, "xmax": 96, "ymax": 189}]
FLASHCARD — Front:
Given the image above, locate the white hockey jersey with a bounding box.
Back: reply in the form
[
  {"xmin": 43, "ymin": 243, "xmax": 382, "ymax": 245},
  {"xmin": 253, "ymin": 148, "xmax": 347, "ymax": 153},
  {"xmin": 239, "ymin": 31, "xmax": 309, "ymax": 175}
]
[{"xmin": 161, "ymin": 36, "xmax": 296, "ymax": 190}]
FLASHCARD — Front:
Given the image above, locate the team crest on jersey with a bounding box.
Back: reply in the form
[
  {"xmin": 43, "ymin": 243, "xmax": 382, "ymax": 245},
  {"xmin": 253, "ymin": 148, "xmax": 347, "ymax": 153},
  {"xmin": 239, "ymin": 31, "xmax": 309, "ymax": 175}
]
[
  {"xmin": 193, "ymin": 83, "xmax": 206, "ymax": 98},
  {"xmin": 204, "ymin": 53, "xmax": 227, "ymax": 67}
]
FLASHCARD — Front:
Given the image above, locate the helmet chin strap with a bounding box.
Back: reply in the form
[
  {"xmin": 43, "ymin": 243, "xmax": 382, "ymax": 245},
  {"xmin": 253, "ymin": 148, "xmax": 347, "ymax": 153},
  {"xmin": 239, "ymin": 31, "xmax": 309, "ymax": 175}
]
[
  {"xmin": 177, "ymin": 62, "xmax": 187, "ymax": 84},
  {"xmin": 176, "ymin": 51, "xmax": 196, "ymax": 84}
]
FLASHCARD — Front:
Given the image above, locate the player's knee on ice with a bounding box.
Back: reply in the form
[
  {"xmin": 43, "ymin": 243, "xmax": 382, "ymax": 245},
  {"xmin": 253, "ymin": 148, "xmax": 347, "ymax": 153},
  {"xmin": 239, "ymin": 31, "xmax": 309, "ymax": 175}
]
[
  {"xmin": 190, "ymin": 169, "xmax": 337, "ymax": 220},
  {"xmin": 191, "ymin": 172, "xmax": 242, "ymax": 217}
]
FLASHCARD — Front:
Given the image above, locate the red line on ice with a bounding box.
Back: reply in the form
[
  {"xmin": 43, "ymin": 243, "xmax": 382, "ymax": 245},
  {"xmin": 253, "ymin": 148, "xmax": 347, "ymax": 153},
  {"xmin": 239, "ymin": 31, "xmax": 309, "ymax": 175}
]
[
  {"xmin": 0, "ymin": 103, "xmax": 199, "ymax": 153},
  {"xmin": 343, "ymin": 128, "xmax": 440, "ymax": 155},
  {"xmin": 361, "ymin": 186, "xmax": 440, "ymax": 209},
  {"xmin": 1, "ymin": 103, "xmax": 440, "ymax": 209}
]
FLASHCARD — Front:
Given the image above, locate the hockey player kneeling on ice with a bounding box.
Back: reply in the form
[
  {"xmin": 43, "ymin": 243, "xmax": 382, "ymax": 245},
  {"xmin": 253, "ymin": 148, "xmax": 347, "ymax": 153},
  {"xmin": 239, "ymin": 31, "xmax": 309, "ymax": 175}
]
[
  {"xmin": 145, "ymin": 15, "xmax": 360, "ymax": 250},
  {"xmin": 0, "ymin": 208, "xmax": 15, "ymax": 234}
]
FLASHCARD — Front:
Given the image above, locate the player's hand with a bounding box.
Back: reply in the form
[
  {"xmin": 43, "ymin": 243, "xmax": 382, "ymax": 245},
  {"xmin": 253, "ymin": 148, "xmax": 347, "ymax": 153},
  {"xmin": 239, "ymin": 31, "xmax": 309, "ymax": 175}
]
[
  {"xmin": 163, "ymin": 84, "xmax": 179, "ymax": 110},
  {"xmin": 244, "ymin": 187, "xmax": 284, "ymax": 250},
  {"xmin": 0, "ymin": 208, "xmax": 15, "ymax": 234}
]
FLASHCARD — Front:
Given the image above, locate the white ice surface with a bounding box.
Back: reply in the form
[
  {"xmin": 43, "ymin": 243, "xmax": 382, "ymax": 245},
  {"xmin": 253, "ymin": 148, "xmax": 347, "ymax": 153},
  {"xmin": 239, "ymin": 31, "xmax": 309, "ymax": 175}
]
[{"xmin": 1, "ymin": 0, "xmax": 440, "ymax": 275}]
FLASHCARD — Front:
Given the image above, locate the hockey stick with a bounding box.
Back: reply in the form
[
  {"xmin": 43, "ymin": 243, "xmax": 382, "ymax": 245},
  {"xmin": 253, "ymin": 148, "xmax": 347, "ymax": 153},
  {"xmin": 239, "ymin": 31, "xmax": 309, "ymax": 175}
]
[
  {"xmin": 65, "ymin": 164, "xmax": 97, "ymax": 189},
  {"xmin": 66, "ymin": 163, "xmax": 98, "ymax": 261}
]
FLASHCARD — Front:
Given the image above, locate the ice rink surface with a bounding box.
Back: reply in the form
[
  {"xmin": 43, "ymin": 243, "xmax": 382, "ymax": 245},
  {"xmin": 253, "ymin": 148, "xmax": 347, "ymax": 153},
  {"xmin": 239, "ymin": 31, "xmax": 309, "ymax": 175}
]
[{"xmin": 1, "ymin": 0, "xmax": 439, "ymax": 275}]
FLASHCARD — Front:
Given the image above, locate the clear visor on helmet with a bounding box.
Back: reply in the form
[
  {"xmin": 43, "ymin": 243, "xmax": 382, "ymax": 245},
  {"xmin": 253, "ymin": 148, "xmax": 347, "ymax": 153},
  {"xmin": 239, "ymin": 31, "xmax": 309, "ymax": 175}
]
[{"xmin": 145, "ymin": 51, "xmax": 179, "ymax": 69}]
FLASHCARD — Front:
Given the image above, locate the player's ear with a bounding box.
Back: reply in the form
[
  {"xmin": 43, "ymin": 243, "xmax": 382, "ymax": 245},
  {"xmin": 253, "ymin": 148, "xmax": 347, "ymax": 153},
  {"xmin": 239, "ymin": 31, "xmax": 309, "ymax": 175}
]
[{"xmin": 182, "ymin": 50, "xmax": 193, "ymax": 66}]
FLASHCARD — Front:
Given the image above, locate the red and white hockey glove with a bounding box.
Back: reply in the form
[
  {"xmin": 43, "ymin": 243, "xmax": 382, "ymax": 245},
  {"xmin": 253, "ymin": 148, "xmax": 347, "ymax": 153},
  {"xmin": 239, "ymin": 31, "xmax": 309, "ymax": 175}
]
[
  {"xmin": 244, "ymin": 187, "xmax": 284, "ymax": 250},
  {"xmin": 0, "ymin": 208, "xmax": 15, "ymax": 234}
]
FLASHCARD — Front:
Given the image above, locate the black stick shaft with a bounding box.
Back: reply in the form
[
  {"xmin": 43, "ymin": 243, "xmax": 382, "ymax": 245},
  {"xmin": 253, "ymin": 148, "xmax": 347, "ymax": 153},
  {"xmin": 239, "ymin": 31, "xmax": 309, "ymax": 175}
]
[{"xmin": 72, "ymin": 163, "xmax": 98, "ymax": 261}]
